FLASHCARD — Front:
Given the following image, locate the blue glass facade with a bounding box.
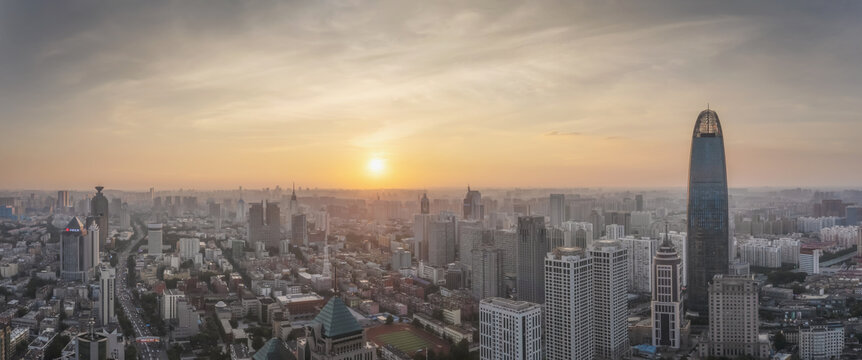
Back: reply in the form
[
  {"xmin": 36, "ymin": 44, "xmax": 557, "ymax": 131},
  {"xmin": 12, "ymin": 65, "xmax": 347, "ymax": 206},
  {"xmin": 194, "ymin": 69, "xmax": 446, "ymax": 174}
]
[{"xmin": 686, "ymin": 109, "xmax": 729, "ymax": 314}]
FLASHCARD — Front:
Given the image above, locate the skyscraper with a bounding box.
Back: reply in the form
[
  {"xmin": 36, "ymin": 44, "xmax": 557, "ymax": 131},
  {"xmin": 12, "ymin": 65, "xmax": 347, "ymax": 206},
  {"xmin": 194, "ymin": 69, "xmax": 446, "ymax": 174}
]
[
  {"xmin": 619, "ymin": 236, "xmax": 658, "ymax": 293},
  {"xmin": 249, "ymin": 201, "xmax": 282, "ymax": 248},
  {"xmin": 420, "ymin": 193, "xmax": 430, "ymax": 214},
  {"xmin": 98, "ymin": 265, "xmax": 115, "ymax": 326},
  {"xmin": 463, "ymin": 186, "xmax": 483, "ymax": 220},
  {"xmin": 291, "ymin": 213, "xmax": 308, "ymax": 246},
  {"xmin": 651, "ymin": 235, "xmax": 683, "ymax": 349},
  {"xmin": 479, "ymin": 297, "xmax": 543, "ymax": 360},
  {"xmin": 147, "ymin": 223, "xmax": 163, "ymax": 257},
  {"xmin": 471, "ymin": 248, "xmax": 502, "ymax": 300},
  {"xmin": 61, "ymin": 217, "xmax": 99, "ymax": 282},
  {"xmin": 90, "ymin": 186, "xmax": 109, "ymax": 249},
  {"xmin": 590, "ymin": 240, "xmax": 629, "ymax": 359},
  {"xmin": 544, "ymin": 247, "xmax": 593, "ymax": 360},
  {"xmin": 687, "ymin": 109, "xmax": 730, "ymax": 314},
  {"xmin": 549, "ymin": 194, "xmax": 565, "ymax": 227},
  {"xmin": 517, "ymin": 216, "xmax": 548, "ymax": 303},
  {"xmin": 56, "ymin": 190, "xmax": 70, "ymax": 209}
]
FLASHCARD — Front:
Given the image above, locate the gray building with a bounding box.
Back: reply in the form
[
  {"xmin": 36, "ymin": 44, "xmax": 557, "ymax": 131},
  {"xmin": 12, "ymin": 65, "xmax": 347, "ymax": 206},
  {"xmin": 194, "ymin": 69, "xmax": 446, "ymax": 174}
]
[{"xmin": 517, "ymin": 216, "xmax": 548, "ymax": 303}]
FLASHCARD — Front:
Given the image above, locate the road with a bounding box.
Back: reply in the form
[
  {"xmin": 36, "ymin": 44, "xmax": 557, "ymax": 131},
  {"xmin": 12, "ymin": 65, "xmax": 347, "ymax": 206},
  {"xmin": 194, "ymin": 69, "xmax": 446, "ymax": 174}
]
[{"xmin": 116, "ymin": 219, "xmax": 167, "ymax": 360}]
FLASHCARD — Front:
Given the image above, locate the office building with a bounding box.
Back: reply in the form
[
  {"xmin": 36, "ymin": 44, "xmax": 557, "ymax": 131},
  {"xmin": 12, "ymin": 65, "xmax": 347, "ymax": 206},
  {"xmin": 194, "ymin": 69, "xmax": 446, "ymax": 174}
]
[
  {"xmin": 562, "ymin": 221, "xmax": 593, "ymax": 249},
  {"xmin": 90, "ymin": 186, "xmax": 109, "ymax": 249},
  {"xmin": 589, "ymin": 240, "xmax": 629, "ymax": 359},
  {"xmin": 619, "ymin": 236, "xmax": 658, "ymax": 293},
  {"xmin": 636, "ymin": 194, "xmax": 644, "ymax": 211},
  {"xmin": 700, "ymin": 274, "xmax": 769, "ymax": 359},
  {"xmin": 479, "ymin": 298, "xmax": 542, "ymax": 360},
  {"xmin": 687, "ymin": 109, "xmax": 730, "ymax": 315},
  {"xmin": 391, "ymin": 248, "xmax": 411, "ymax": 270},
  {"xmin": 147, "ymin": 223, "xmax": 163, "ymax": 257},
  {"xmin": 457, "ymin": 220, "xmax": 483, "ymax": 269},
  {"xmin": 297, "ymin": 297, "xmax": 376, "ymax": 359},
  {"xmin": 798, "ymin": 323, "xmax": 844, "ymax": 360},
  {"xmin": 162, "ymin": 289, "xmax": 184, "ymax": 320},
  {"xmin": 517, "ymin": 216, "xmax": 548, "ymax": 303},
  {"xmin": 56, "ymin": 190, "xmax": 70, "ymax": 210},
  {"xmin": 179, "ymin": 238, "xmax": 199, "ymax": 260},
  {"xmin": 420, "ymin": 193, "xmax": 430, "ymax": 214},
  {"xmin": 291, "ymin": 213, "xmax": 308, "ymax": 246},
  {"xmin": 471, "ymin": 248, "xmax": 502, "ymax": 300},
  {"xmin": 463, "ymin": 186, "xmax": 483, "ymax": 221},
  {"xmin": 549, "ymin": 194, "xmax": 565, "ymax": 227},
  {"xmin": 492, "ymin": 229, "xmax": 517, "ymax": 278},
  {"xmin": 544, "ymin": 247, "xmax": 593, "ymax": 360},
  {"xmin": 799, "ymin": 248, "xmax": 821, "ymax": 275},
  {"xmin": 99, "ymin": 265, "xmax": 115, "ymax": 326},
  {"xmin": 606, "ymin": 224, "xmax": 625, "ymax": 240},
  {"xmin": 61, "ymin": 217, "xmax": 99, "ymax": 282},
  {"xmin": 630, "ymin": 211, "xmax": 652, "ymax": 236},
  {"xmin": 427, "ymin": 216, "xmax": 456, "ymax": 267},
  {"xmin": 75, "ymin": 325, "xmax": 108, "ymax": 360},
  {"xmin": 413, "ymin": 213, "xmax": 433, "ymax": 262},
  {"xmin": 651, "ymin": 236, "xmax": 684, "ymax": 349},
  {"xmin": 249, "ymin": 201, "xmax": 282, "ymax": 248}
]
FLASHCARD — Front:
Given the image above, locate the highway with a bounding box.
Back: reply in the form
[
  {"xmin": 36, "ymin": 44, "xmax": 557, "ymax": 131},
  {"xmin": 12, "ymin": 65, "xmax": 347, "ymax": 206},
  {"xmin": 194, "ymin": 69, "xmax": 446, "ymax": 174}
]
[{"xmin": 116, "ymin": 219, "xmax": 167, "ymax": 360}]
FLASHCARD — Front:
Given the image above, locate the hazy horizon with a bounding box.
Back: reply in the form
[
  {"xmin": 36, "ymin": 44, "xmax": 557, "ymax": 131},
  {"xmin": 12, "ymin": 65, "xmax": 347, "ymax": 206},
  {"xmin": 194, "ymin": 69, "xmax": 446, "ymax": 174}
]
[{"xmin": 3, "ymin": 1, "xmax": 862, "ymax": 190}]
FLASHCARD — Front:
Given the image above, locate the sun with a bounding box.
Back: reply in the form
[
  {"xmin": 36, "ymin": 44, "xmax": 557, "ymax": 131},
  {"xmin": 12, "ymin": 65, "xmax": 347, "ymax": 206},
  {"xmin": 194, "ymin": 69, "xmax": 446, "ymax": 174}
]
[{"xmin": 367, "ymin": 157, "xmax": 386, "ymax": 176}]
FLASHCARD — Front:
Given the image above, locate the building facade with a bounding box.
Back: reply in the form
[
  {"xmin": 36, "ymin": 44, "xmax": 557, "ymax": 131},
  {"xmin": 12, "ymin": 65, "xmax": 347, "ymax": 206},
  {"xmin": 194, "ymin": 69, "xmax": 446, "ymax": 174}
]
[
  {"xmin": 544, "ymin": 247, "xmax": 593, "ymax": 360},
  {"xmin": 687, "ymin": 109, "xmax": 730, "ymax": 315},
  {"xmin": 479, "ymin": 297, "xmax": 542, "ymax": 360},
  {"xmin": 651, "ymin": 237, "xmax": 683, "ymax": 349},
  {"xmin": 517, "ymin": 216, "xmax": 548, "ymax": 304},
  {"xmin": 589, "ymin": 240, "xmax": 629, "ymax": 359}
]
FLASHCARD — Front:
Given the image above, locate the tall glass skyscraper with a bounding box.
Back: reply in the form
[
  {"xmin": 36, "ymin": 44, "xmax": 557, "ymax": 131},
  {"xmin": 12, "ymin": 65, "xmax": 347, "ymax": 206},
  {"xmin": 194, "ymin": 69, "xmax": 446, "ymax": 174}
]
[{"xmin": 686, "ymin": 109, "xmax": 729, "ymax": 315}]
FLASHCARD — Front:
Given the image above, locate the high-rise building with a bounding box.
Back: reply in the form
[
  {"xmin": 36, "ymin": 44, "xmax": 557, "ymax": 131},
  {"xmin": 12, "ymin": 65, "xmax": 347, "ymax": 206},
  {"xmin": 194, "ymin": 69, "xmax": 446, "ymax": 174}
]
[
  {"xmin": 90, "ymin": 186, "xmax": 109, "ymax": 249},
  {"xmin": 798, "ymin": 323, "xmax": 844, "ymax": 360},
  {"xmin": 471, "ymin": 248, "xmax": 502, "ymax": 300},
  {"xmin": 630, "ymin": 211, "xmax": 652, "ymax": 236},
  {"xmin": 651, "ymin": 236, "xmax": 684, "ymax": 349},
  {"xmin": 479, "ymin": 297, "xmax": 542, "ymax": 360},
  {"xmin": 492, "ymin": 229, "xmax": 517, "ymax": 278},
  {"xmin": 517, "ymin": 216, "xmax": 548, "ymax": 303},
  {"xmin": 162, "ymin": 289, "xmax": 185, "ymax": 320},
  {"xmin": 179, "ymin": 238, "xmax": 199, "ymax": 260},
  {"xmin": 544, "ymin": 247, "xmax": 593, "ymax": 360},
  {"xmin": 413, "ymin": 214, "xmax": 433, "ymax": 262},
  {"xmin": 660, "ymin": 231, "xmax": 688, "ymax": 286},
  {"xmin": 420, "ymin": 193, "xmax": 430, "ymax": 214},
  {"xmin": 562, "ymin": 221, "xmax": 593, "ymax": 249},
  {"xmin": 457, "ymin": 220, "xmax": 482, "ymax": 269},
  {"xmin": 799, "ymin": 248, "xmax": 821, "ymax": 275},
  {"xmin": 98, "ymin": 265, "xmax": 115, "ymax": 326},
  {"xmin": 291, "ymin": 213, "xmax": 308, "ymax": 246},
  {"xmin": 845, "ymin": 206, "xmax": 862, "ymax": 226},
  {"xmin": 56, "ymin": 190, "xmax": 70, "ymax": 209},
  {"xmin": 619, "ymin": 236, "xmax": 658, "ymax": 293},
  {"xmin": 687, "ymin": 109, "xmax": 730, "ymax": 315},
  {"xmin": 297, "ymin": 297, "xmax": 377, "ymax": 359},
  {"xmin": 463, "ymin": 186, "xmax": 483, "ymax": 221},
  {"xmin": 426, "ymin": 216, "xmax": 456, "ymax": 267},
  {"xmin": 606, "ymin": 224, "xmax": 625, "ymax": 240},
  {"xmin": 589, "ymin": 240, "xmax": 629, "ymax": 359},
  {"xmin": 700, "ymin": 274, "xmax": 768, "ymax": 359},
  {"xmin": 549, "ymin": 194, "xmax": 565, "ymax": 227},
  {"xmin": 636, "ymin": 194, "xmax": 644, "ymax": 212},
  {"xmin": 289, "ymin": 184, "xmax": 299, "ymax": 215},
  {"xmin": 147, "ymin": 223, "xmax": 163, "ymax": 257},
  {"xmin": 61, "ymin": 217, "xmax": 99, "ymax": 282},
  {"xmin": 75, "ymin": 324, "xmax": 108, "ymax": 360},
  {"xmin": 249, "ymin": 201, "xmax": 282, "ymax": 248}
]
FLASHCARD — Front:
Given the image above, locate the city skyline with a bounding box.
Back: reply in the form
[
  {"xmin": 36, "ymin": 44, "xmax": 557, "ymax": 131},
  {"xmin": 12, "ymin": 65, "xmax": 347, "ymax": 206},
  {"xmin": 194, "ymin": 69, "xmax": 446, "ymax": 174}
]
[{"xmin": 2, "ymin": 1, "xmax": 862, "ymax": 189}]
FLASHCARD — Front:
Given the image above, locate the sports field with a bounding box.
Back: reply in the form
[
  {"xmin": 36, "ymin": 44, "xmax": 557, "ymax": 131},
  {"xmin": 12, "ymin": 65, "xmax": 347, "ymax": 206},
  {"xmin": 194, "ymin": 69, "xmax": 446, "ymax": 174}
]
[
  {"xmin": 367, "ymin": 323, "xmax": 449, "ymax": 356},
  {"xmin": 377, "ymin": 331, "xmax": 431, "ymax": 353}
]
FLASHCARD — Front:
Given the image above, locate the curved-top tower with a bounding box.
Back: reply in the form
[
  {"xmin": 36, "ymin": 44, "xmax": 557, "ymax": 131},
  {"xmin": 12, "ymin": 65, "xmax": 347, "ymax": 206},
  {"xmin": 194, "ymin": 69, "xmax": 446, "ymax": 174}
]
[
  {"xmin": 90, "ymin": 186, "xmax": 109, "ymax": 249},
  {"xmin": 686, "ymin": 109, "xmax": 729, "ymax": 315}
]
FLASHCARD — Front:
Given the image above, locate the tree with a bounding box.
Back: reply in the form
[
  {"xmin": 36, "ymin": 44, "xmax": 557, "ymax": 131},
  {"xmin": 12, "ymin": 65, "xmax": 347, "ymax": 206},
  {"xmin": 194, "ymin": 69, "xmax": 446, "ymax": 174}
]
[
  {"xmin": 125, "ymin": 345, "xmax": 138, "ymax": 360},
  {"xmin": 774, "ymin": 331, "xmax": 788, "ymax": 351},
  {"xmin": 386, "ymin": 315, "xmax": 394, "ymax": 325}
]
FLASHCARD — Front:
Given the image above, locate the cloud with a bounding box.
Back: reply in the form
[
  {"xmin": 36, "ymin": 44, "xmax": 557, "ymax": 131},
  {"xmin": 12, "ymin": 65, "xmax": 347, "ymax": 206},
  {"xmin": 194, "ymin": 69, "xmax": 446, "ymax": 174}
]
[{"xmin": 545, "ymin": 131, "xmax": 581, "ymax": 137}]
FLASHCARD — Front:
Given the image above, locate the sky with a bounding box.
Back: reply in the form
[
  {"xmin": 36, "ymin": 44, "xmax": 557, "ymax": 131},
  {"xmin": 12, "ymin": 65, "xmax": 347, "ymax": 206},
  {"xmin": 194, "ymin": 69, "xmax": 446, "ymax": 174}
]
[{"xmin": 1, "ymin": 0, "xmax": 861, "ymax": 190}]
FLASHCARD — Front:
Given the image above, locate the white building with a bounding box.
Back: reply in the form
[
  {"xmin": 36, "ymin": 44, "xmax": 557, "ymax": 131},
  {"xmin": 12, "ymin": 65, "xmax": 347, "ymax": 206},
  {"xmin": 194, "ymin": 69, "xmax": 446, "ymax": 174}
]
[
  {"xmin": 162, "ymin": 289, "xmax": 184, "ymax": 320},
  {"xmin": 775, "ymin": 238, "xmax": 801, "ymax": 265},
  {"xmin": 629, "ymin": 211, "xmax": 652, "ymax": 236},
  {"xmin": 99, "ymin": 265, "xmax": 116, "ymax": 326},
  {"xmin": 391, "ymin": 248, "xmax": 411, "ymax": 270},
  {"xmin": 606, "ymin": 224, "xmax": 625, "ymax": 240},
  {"xmin": 178, "ymin": 238, "xmax": 199, "ymax": 260},
  {"xmin": 819, "ymin": 225, "xmax": 859, "ymax": 249},
  {"xmin": 544, "ymin": 247, "xmax": 593, "ymax": 360},
  {"xmin": 147, "ymin": 223, "xmax": 163, "ymax": 257},
  {"xmin": 479, "ymin": 297, "xmax": 543, "ymax": 360},
  {"xmin": 798, "ymin": 323, "xmax": 844, "ymax": 360},
  {"xmin": 799, "ymin": 248, "xmax": 821, "ymax": 275},
  {"xmin": 738, "ymin": 239, "xmax": 782, "ymax": 268},
  {"xmin": 549, "ymin": 194, "xmax": 565, "ymax": 227},
  {"xmin": 589, "ymin": 240, "xmax": 629, "ymax": 359},
  {"xmin": 457, "ymin": 220, "xmax": 483, "ymax": 269},
  {"xmin": 619, "ymin": 236, "xmax": 658, "ymax": 293}
]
